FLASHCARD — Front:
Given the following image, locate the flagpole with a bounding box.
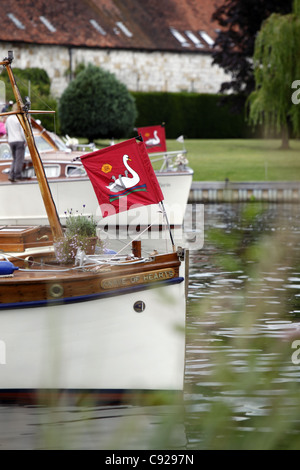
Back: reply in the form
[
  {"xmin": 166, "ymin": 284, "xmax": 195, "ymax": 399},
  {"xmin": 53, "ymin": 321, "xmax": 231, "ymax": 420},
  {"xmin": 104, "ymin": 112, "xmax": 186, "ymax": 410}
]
[{"xmin": 159, "ymin": 201, "xmax": 175, "ymax": 252}]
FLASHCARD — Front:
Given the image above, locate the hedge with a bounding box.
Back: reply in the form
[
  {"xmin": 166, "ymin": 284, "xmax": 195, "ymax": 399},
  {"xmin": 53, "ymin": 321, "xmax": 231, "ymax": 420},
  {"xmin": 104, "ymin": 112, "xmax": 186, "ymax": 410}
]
[{"xmin": 131, "ymin": 92, "xmax": 253, "ymax": 139}]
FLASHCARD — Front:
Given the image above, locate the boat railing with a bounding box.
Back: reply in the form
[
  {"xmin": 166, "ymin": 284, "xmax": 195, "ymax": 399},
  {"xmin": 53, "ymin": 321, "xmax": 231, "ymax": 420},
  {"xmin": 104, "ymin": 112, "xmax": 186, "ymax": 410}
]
[
  {"xmin": 148, "ymin": 149, "xmax": 189, "ymax": 172},
  {"xmin": 67, "ymin": 142, "xmax": 96, "ymax": 152}
]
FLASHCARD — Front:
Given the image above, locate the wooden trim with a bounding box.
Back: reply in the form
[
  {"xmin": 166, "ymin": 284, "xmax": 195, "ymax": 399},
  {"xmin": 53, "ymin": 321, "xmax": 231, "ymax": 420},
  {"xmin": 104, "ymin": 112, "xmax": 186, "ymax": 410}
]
[
  {"xmin": 0, "ymin": 226, "xmax": 53, "ymax": 252},
  {"xmin": 0, "ymin": 251, "xmax": 182, "ymax": 305},
  {"xmin": 0, "ymin": 277, "xmax": 184, "ymax": 310}
]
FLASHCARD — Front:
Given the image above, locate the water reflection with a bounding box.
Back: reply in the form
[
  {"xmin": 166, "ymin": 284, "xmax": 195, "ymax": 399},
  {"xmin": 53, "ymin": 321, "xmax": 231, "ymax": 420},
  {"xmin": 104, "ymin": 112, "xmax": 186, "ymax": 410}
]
[
  {"xmin": 0, "ymin": 203, "xmax": 299, "ymax": 449},
  {"xmin": 185, "ymin": 203, "xmax": 300, "ymax": 449}
]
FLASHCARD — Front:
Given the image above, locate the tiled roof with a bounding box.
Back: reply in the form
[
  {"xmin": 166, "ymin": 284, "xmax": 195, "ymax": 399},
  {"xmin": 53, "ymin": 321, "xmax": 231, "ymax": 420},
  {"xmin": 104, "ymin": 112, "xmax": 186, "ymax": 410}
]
[{"xmin": 0, "ymin": 0, "xmax": 222, "ymax": 52}]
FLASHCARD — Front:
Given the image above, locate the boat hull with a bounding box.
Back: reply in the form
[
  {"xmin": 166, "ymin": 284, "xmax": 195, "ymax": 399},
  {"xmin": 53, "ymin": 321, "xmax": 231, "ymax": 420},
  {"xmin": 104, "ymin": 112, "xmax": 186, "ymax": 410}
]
[
  {"xmin": 0, "ymin": 257, "xmax": 186, "ymax": 405},
  {"xmin": 100, "ymin": 171, "xmax": 193, "ymax": 228},
  {"xmin": 0, "ymin": 171, "xmax": 193, "ymax": 227}
]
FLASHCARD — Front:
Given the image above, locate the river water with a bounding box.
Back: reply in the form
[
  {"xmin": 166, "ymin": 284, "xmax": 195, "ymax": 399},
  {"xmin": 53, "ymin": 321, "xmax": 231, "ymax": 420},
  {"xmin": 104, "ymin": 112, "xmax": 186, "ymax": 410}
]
[{"xmin": 0, "ymin": 202, "xmax": 300, "ymax": 450}]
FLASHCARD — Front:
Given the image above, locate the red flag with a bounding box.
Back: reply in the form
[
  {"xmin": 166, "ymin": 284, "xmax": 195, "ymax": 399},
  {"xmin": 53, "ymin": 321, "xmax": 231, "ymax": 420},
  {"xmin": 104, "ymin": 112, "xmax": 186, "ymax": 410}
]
[
  {"xmin": 137, "ymin": 125, "xmax": 167, "ymax": 153},
  {"xmin": 81, "ymin": 138, "xmax": 164, "ymax": 218}
]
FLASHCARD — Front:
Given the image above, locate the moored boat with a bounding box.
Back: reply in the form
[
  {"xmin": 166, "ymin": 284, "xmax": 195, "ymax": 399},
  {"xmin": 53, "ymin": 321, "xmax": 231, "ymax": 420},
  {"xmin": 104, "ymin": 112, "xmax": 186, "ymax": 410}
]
[
  {"xmin": 0, "ymin": 233, "xmax": 186, "ymax": 405},
  {"xmin": 0, "ymin": 51, "xmax": 187, "ymax": 405},
  {"xmin": 0, "ymin": 120, "xmax": 193, "ymax": 227}
]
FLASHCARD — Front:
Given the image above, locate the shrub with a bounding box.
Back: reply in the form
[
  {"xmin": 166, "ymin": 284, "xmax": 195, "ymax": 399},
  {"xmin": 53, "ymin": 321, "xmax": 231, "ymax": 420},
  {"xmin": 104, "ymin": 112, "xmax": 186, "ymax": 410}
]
[
  {"xmin": 1, "ymin": 67, "xmax": 58, "ymax": 132},
  {"xmin": 58, "ymin": 64, "xmax": 137, "ymax": 141}
]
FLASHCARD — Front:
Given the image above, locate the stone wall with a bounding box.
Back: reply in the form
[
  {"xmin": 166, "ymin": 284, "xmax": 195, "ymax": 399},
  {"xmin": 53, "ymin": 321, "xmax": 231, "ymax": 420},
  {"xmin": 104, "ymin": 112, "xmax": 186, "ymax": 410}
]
[
  {"xmin": 189, "ymin": 181, "xmax": 300, "ymax": 203},
  {"xmin": 1, "ymin": 42, "xmax": 229, "ymax": 98}
]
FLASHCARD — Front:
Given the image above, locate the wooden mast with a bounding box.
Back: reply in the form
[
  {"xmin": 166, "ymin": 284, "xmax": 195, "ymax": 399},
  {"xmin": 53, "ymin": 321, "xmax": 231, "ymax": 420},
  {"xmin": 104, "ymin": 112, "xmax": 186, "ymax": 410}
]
[{"xmin": 0, "ymin": 51, "xmax": 63, "ymax": 240}]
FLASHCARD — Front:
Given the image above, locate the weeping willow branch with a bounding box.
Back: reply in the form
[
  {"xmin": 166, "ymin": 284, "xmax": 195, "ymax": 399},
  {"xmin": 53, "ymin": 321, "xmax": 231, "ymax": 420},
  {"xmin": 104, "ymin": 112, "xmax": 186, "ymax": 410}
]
[{"xmin": 247, "ymin": 0, "xmax": 300, "ymax": 148}]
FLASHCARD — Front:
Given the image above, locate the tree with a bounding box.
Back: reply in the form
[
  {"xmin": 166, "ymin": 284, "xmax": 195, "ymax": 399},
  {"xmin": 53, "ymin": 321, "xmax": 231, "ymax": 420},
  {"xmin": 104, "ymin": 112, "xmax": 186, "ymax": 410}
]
[
  {"xmin": 58, "ymin": 64, "xmax": 137, "ymax": 142},
  {"xmin": 0, "ymin": 67, "xmax": 58, "ymax": 131},
  {"xmin": 211, "ymin": 0, "xmax": 292, "ymax": 112},
  {"xmin": 247, "ymin": 0, "xmax": 300, "ymax": 148}
]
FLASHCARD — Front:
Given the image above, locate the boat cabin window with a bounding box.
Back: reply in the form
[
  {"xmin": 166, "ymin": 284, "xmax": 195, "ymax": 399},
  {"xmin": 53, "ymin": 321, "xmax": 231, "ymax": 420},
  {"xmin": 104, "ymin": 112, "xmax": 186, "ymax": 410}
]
[
  {"xmin": 0, "ymin": 143, "xmax": 12, "ymax": 160},
  {"xmin": 22, "ymin": 164, "xmax": 61, "ymax": 179},
  {"xmin": 24, "ymin": 136, "xmax": 54, "ymax": 157},
  {"xmin": 66, "ymin": 165, "xmax": 87, "ymax": 177},
  {"xmin": 44, "ymin": 165, "xmax": 60, "ymax": 177},
  {"xmin": 50, "ymin": 135, "xmax": 71, "ymax": 152}
]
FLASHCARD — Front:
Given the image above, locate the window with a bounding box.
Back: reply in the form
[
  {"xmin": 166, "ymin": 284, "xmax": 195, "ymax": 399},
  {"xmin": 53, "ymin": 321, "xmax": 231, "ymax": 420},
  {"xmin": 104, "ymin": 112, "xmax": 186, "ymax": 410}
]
[
  {"xmin": 199, "ymin": 31, "xmax": 214, "ymax": 47},
  {"xmin": 66, "ymin": 165, "xmax": 87, "ymax": 177},
  {"xmin": 22, "ymin": 165, "xmax": 60, "ymax": 179},
  {"xmin": 44, "ymin": 165, "xmax": 60, "ymax": 178},
  {"xmin": 7, "ymin": 13, "xmax": 25, "ymax": 30},
  {"xmin": 115, "ymin": 22, "xmax": 133, "ymax": 38},
  {"xmin": 0, "ymin": 143, "xmax": 12, "ymax": 160},
  {"xmin": 39, "ymin": 16, "xmax": 56, "ymax": 33},
  {"xmin": 24, "ymin": 136, "xmax": 54, "ymax": 156},
  {"xmin": 170, "ymin": 28, "xmax": 190, "ymax": 47},
  {"xmin": 90, "ymin": 19, "xmax": 106, "ymax": 35},
  {"xmin": 185, "ymin": 31, "xmax": 204, "ymax": 48}
]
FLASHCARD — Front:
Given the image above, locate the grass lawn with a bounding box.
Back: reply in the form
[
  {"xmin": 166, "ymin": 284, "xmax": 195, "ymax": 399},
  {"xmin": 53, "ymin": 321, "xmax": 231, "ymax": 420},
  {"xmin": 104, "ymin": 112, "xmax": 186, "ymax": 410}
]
[
  {"xmin": 165, "ymin": 138, "xmax": 300, "ymax": 182},
  {"xmin": 91, "ymin": 138, "xmax": 300, "ymax": 182}
]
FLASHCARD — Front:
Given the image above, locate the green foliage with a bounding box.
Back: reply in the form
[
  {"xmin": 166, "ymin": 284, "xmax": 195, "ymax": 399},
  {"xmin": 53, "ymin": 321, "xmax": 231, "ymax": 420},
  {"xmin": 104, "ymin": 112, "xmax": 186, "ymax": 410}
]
[
  {"xmin": 58, "ymin": 64, "xmax": 137, "ymax": 141},
  {"xmin": 132, "ymin": 92, "xmax": 252, "ymax": 139},
  {"xmin": 54, "ymin": 207, "xmax": 100, "ymax": 263},
  {"xmin": 211, "ymin": 0, "xmax": 292, "ymax": 106},
  {"xmin": 64, "ymin": 207, "xmax": 97, "ymax": 238},
  {"xmin": 0, "ymin": 67, "xmax": 58, "ymax": 131},
  {"xmin": 64, "ymin": 62, "xmax": 86, "ymax": 80},
  {"xmin": 13, "ymin": 67, "xmax": 51, "ymax": 95},
  {"xmin": 248, "ymin": 0, "xmax": 300, "ymax": 143}
]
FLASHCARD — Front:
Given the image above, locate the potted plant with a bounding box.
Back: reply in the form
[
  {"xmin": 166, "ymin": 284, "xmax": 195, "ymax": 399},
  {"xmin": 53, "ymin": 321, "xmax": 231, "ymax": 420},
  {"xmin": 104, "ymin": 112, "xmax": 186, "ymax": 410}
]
[{"xmin": 55, "ymin": 207, "xmax": 101, "ymax": 263}]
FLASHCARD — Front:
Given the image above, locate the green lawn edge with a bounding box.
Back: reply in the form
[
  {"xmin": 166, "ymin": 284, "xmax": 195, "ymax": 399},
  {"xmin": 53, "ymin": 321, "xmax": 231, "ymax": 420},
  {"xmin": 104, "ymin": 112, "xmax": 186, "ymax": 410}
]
[{"xmin": 84, "ymin": 138, "xmax": 300, "ymax": 182}]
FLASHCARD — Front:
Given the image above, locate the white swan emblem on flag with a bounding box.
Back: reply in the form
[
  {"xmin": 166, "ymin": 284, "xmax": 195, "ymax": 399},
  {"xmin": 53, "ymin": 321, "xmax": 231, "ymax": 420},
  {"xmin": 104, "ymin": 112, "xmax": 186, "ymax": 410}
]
[
  {"xmin": 106, "ymin": 154, "xmax": 140, "ymax": 193},
  {"xmin": 145, "ymin": 130, "xmax": 160, "ymax": 147}
]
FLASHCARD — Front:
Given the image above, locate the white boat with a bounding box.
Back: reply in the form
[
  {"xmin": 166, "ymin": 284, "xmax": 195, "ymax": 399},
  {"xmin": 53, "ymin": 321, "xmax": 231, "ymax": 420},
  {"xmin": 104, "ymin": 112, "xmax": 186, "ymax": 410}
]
[
  {"xmin": 0, "ymin": 51, "xmax": 187, "ymax": 405},
  {"xmin": 0, "ymin": 240, "xmax": 186, "ymax": 404},
  {"xmin": 0, "ymin": 121, "xmax": 193, "ymax": 227}
]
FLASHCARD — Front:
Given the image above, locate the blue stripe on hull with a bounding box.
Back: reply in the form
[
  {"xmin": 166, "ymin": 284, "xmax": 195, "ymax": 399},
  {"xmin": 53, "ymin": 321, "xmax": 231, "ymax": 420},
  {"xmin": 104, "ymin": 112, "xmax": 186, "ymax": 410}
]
[{"xmin": 0, "ymin": 277, "xmax": 184, "ymax": 310}]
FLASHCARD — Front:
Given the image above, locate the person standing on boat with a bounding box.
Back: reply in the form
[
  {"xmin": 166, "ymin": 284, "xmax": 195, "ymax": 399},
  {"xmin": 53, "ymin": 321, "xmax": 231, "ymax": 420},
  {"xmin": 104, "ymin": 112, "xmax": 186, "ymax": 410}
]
[
  {"xmin": 5, "ymin": 103, "xmax": 26, "ymax": 182},
  {"xmin": 1, "ymin": 100, "xmax": 13, "ymax": 112}
]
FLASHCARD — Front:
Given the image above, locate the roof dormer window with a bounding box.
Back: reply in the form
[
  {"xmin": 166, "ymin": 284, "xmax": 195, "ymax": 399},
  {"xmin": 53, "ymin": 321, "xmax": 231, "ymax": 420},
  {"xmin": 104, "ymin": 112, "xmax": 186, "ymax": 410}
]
[
  {"xmin": 7, "ymin": 13, "xmax": 25, "ymax": 30},
  {"xmin": 115, "ymin": 22, "xmax": 133, "ymax": 38},
  {"xmin": 40, "ymin": 16, "xmax": 56, "ymax": 33},
  {"xmin": 90, "ymin": 19, "xmax": 106, "ymax": 35},
  {"xmin": 185, "ymin": 31, "xmax": 204, "ymax": 48},
  {"xmin": 199, "ymin": 31, "xmax": 214, "ymax": 47},
  {"xmin": 170, "ymin": 28, "xmax": 190, "ymax": 47}
]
